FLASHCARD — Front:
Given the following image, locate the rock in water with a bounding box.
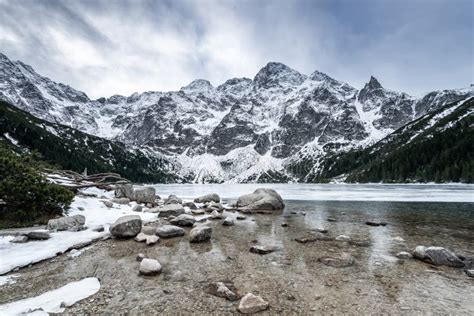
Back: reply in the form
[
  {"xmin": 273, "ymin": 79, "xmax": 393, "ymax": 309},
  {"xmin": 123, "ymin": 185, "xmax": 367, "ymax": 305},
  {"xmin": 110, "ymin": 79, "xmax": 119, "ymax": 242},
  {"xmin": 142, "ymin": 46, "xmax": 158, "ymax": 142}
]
[
  {"xmin": 189, "ymin": 226, "xmax": 212, "ymax": 243},
  {"xmin": 236, "ymin": 215, "xmax": 247, "ymax": 220},
  {"xmin": 466, "ymin": 270, "xmax": 474, "ymax": 277},
  {"xmin": 136, "ymin": 253, "xmax": 145, "ymax": 261},
  {"xmin": 102, "ymin": 200, "xmax": 113, "ymax": 208},
  {"xmin": 183, "ymin": 202, "xmax": 198, "ymax": 210},
  {"xmin": 319, "ymin": 254, "xmax": 355, "ymax": 268},
  {"xmin": 139, "ymin": 258, "xmax": 162, "ymax": 275},
  {"xmin": 135, "ymin": 232, "xmax": 148, "ymax": 242},
  {"xmin": 47, "ymin": 215, "xmax": 86, "ymax": 232},
  {"xmin": 158, "ymin": 204, "xmax": 185, "ymax": 217},
  {"xmin": 335, "ymin": 235, "xmax": 351, "ymax": 242},
  {"xmin": 141, "ymin": 226, "xmax": 157, "ymax": 235},
  {"xmin": 194, "ymin": 193, "xmax": 220, "ymax": 203},
  {"xmin": 209, "ymin": 210, "xmax": 224, "ymax": 220},
  {"xmin": 170, "ymin": 214, "xmax": 196, "ymax": 227},
  {"xmin": 208, "ymin": 281, "xmax": 240, "ymax": 301},
  {"xmin": 191, "ymin": 209, "xmax": 205, "ymax": 215},
  {"xmin": 134, "ymin": 187, "xmax": 156, "ymax": 204},
  {"xmin": 10, "ymin": 235, "xmax": 29, "ymax": 243},
  {"xmin": 164, "ymin": 194, "xmax": 182, "ymax": 205},
  {"xmin": 146, "ymin": 235, "xmax": 159, "ymax": 245},
  {"xmin": 156, "ymin": 225, "xmax": 185, "ymax": 238},
  {"xmin": 412, "ymin": 246, "xmax": 464, "ymax": 268},
  {"xmin": 109, "ymin": 215, "xmax": 142, "ymax": 238},
  {"xmin": 25, "ymin": 230, "xmax": 51, "ymax": 240},
  {"xmin": 236, "ymin": 188, "xmax": 284, "ymax": 211},
  {"xmin": 250, "ymin": 245, "xmax": 276, "ymax": 254},
  {"xmin": 366, "ymin": 221, "xmax": 388, "ymax": 226},
  {"xmin": 396, "ymin": 251, "xmax": 413, "ymax": 259},
  {"xmin": 223, "ymin": 217, "xmax": 234, "ymax": 226},
  {"xmin": 238, "ymin": 293, "xmax": 269, "ymax": 314}
]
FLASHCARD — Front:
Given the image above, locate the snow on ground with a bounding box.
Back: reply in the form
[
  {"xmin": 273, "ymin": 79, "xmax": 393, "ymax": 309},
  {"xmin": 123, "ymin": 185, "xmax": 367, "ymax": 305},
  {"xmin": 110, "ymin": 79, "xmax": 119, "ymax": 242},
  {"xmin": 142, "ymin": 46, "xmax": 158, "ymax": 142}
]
[
  {"xmin": 0, "ymin": 187, "xmax": 157, "ymax": 275},
  {"xmin": 0, "ymin": 274, "xmax": 19, "ymax": 287},
  {"xmin": 3, "ymin": 132, "xmax": 19, "ymax": 146},
  {"xmin": 0, "ymin": 277, "xmax": 100, "ymax": 315}
]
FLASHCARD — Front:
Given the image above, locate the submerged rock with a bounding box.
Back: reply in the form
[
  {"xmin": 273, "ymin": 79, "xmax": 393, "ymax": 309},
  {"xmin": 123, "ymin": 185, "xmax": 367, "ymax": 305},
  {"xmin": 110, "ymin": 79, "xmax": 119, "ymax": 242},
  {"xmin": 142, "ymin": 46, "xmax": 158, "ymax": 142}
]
[
  {"xmin": 109, "ymin": 215, "xmax": 142, "ymax": 238},
  {"xmin": 102, "ymin": 200, "xmax": 113, "ymax": 208},
  {"xmin": 396, "ymin": 251, "xmax": 413, "ymax": 259},
  {"xmin": 136, "ymin": 253, "xmax": 145, "ymax": 261},
  {"xmin": 319, "ymin": 254, "xmax": 355, "ymax": 268},
  {"xmin": 47, "ymin": 215, "xmax": 86, "ymax": 232},
  {"xmin": 170, "ymin": 214, "xmax": 196, "ymax": 227},
  {"xmin": 250, "ymin": 245, "xmax": 276, "ymax": 254},
  {"xmin": 335, "ymin": 235, "xmax": 351, "ymax": 242},
  {"xmin": 156, "ymin": 225, "xmax": 185, "ymax": 238},
  {"xmin": 139, "ymin": 258, "xmax": 162, "ymax": 275},
  {"xmin": 223, "ymin": 217, "xmax": 234, "ymax": 226},
  {"xmin": 466, "ymin": 270, "xmax": 474, "ymax": 277},
  {"xmin": 236, "ymin": 188, "xmax": 284, "ymax": 211},
  {"xmin": 10, "ymin": 235, "xmax": 28, "ymax": 243},
  {"xmin": 25, "ymin": 230, "xmax": 51, "ymax": 240},
  {"xmin": 236, "ymin": 215, "xmax": 247, "ymax": 220},
  {"xmin": 327, "ymin": 217, "xmax": 337, "ymax": 222},
  {"xmin": 238, "ymin": 293, "xmax": 269, "ymax": 314},
  {"xmin": 366, "ymin": 221, "xmax": 388, "ymax": 227},
  {"xmin": 413, "ymin": 246, "xmax": 464, "ymax": 268},
  {"xmin": 189, "ymin": 226, "xmax": 212, "ymax": 243},
  {"xmin": 158, "ymin": 204, "xmax": 185, "ymax": 217},
  {"xmin": 208, "ymin": 281, "xmax": 240, "ymax": 301},
  {"xmin": 194, "ymin": 193, "xmax": 220, "ymax": 204}
]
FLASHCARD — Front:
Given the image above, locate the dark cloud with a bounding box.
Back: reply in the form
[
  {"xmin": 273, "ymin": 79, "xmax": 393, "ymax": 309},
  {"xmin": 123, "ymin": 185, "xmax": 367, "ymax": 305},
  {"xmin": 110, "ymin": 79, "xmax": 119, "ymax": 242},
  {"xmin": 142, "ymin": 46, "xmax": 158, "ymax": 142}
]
[{"xmin": 0, "ymin": 0, "xmax": 472, "ymax": 98}]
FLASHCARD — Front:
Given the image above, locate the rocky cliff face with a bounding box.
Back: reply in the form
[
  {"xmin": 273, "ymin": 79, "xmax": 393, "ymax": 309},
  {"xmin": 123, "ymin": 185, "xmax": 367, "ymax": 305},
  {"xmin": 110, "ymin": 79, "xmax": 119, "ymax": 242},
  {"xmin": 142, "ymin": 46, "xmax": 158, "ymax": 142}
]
[{"xmin": 0, "ymin": 52, "xmax": 471, "ymax": 182}]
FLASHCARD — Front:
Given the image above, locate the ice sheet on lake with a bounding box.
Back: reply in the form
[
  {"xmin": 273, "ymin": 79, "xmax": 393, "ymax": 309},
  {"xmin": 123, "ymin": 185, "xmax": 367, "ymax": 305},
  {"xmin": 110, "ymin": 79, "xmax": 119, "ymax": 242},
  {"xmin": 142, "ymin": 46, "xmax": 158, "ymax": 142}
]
[
  {"xmin": 0, "ymin": 277, "xmax": 100, "ymax": 315},
  {"xmin": 151, "ymin": 183, "xmax": 474, "ymax": 203}
]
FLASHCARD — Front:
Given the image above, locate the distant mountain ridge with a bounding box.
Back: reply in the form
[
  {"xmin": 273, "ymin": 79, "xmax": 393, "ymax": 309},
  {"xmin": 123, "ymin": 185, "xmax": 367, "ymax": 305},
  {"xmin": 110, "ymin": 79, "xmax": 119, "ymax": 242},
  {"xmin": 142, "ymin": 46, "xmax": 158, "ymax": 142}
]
[{"xmin": 0, "ymin": 52, "xmax": 472, "ymax": 183}]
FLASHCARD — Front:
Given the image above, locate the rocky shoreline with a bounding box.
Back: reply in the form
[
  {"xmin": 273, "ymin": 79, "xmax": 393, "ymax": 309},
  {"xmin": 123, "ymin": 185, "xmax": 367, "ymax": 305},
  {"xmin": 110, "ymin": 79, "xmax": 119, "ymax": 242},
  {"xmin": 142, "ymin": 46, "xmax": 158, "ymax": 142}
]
[{"xmin": 1, "ymin": 185, "xmax": 473, "ymax": 314}]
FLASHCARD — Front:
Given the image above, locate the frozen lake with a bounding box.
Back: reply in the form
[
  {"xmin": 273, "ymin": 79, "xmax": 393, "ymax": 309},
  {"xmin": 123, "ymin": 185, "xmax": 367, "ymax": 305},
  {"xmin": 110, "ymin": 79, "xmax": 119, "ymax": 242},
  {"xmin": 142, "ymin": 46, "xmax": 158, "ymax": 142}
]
[{"xmin": 150, "ymin": 183, "xmax": 474, "ymax": 203}]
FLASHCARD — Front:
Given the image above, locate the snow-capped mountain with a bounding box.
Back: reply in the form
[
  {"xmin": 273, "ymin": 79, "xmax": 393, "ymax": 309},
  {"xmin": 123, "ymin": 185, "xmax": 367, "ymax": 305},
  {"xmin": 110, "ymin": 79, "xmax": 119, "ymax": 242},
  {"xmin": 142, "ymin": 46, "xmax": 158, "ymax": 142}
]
[{"xmin": 0, "ymin": 52, "xmax": 471, "ymax": 183}]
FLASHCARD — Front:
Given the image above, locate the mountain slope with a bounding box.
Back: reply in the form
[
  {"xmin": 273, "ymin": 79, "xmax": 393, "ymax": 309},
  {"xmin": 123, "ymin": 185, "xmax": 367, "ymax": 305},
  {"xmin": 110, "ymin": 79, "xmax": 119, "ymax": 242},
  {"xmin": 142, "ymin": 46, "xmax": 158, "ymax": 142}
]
[
  {"xmin": 0, "ymin": 52, "xmax": 472, "ymax": 183},
  {"xmin": 0, "ymin": 100, "xmax": 179, "ymax": 183},
  {"xmin": 309, "ymin": 98, "xmax": 474, "ymax": 183}
]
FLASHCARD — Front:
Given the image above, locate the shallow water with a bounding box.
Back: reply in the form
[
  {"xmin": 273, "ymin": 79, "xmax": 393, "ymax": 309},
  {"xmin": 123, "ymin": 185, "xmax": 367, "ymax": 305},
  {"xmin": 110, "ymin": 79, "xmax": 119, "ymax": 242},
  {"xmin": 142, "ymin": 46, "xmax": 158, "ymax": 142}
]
[{"xmin": 151, "ymin": 183, "xmax": 474, "ymax": 202}]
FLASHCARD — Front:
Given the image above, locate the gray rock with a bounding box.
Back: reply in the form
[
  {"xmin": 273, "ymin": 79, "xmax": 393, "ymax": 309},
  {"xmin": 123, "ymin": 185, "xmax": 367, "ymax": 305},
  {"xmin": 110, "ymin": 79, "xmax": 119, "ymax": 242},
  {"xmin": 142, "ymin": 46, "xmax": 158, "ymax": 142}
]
[
  {"xmin": 319, "ymin": 254, "xmax": 355, "ymax": 268},
  {"xmin": 135, "ymin": 232, "xmax": 148, "ymax": 242},
  {"xmin": 134, "ymin": 187, "xmax": 156, "ymax": 204},
  {"xmin": 327, "ymin": 217, "xmax": 337, "ymax": 222},
  {"xmin": 47, "ymin": 215, "xmax": 86, "ymax": 232},
  {"xmin": 164, "ymin": 194, "xmax": 182, "ymax": 205},
  {"xmin": 208, "ymin": 281, "xmax": 240, "ymax": 301},
  {"xmin": 111, "ymin": 197, "xmax": 130, "ymax": 205},
  {"xmin": 25, "ymin": 230, "xmax": 50, "ymax": 240},
  {"xmin": 156, "ymin": 225, "xmax": 185, "ymax": 238},
  {"xmin": 109, "ymin": 215, "xmax": 142, "ymax": 238},
  {"xmin": 115, "ymin": 184, "xmax": 134, "ymax": 199},
  {"xmin": 92, "ymin": 225, "xmax": 104, "ymax": 232},
  {"xmin": 236, "ymin": 215, "xmax": 247, "ymax": 220},
  {"xmin": 466, "ymin": 269, "xmax": 474, "ymax": 277},
  {"xmin": 191, "ymin": 209, "xmax": 205, "ymax": 215},
  {"xmin": 281, "ymin": 223, "xmax": 288, "ymax": 227},
  {"xmin": 141, "ymin": 226, "xmax": 157, "ymax": 235},
  {"xmin": 77, "ymin": 207, "xmax": 84, "ymax": 211},
  {"xmin": 132, "ymin": 205, "xmax": 143, "ymax": 212},
  {"xmin": 144, "ymin": 207, "xmax": 160, "ymax": 213},
  {"xmin": 158, "ymin": 204, "xmax": 185, "ymax": 217},
  {"xmin": 139, "ymin": 258, "xmax": 162, "ymax": 275},
  {"xmin": 223, "ymin": 217, "xmax": 234, "ymax": 226},
  {"xmin": 335, "ymin": 235, "xmax": 351, "ymax": 242},
  {"xmin": 10, "ymin": 235, "xmax": 28, "ymax": 243},
  {"xmin": 194, "ymin": 193, "xmax": 220, "ymax": 203},
  {"xmin": 396, "ymin": 251, "xmax": 413, "ymax": 259},
  {"xmin": 102, "ymin": 200, "xmax": 113, "ymax": 208},
  {"xmin": 146, "ymin": 235, "xmax": 159, "ymax": 245},
  {"xmin": 205, "ymin": 201, "xmax": 224, "ymax": 211},
  {"xmin": 136, "ymin": 253, "xmax": 145, "ymax": 261},
  {"xmin": 189, "ymin": 226, "xmax": 212, "ymax": 243},
  {"xmin": 170, "ymin": 214, "xmax": 196, "ymax": 227},
  {"xmin": 250, "ymin": 245, "xmax": 276, "ymax": 254},
  {"xmin": 238, "ymin": 293, "xmax": 269, "ymax": 314},
  {"xmin": 183, "ymin": 202, "xmax": 198, "ymax": 210},
  {"xmin": 366, "ymin": 221, "xmax": 388, "ymax": 226},
  {"xmin": 209, "ymin": 210, "xmax": 224, "ymax": 220},
  {"xmin": 236, "ymin": 188, "xmax": 284, "ymax": 211},
  {"xmin": 413, "ymin": 246, "xmax": 464, "ymax": 268}
]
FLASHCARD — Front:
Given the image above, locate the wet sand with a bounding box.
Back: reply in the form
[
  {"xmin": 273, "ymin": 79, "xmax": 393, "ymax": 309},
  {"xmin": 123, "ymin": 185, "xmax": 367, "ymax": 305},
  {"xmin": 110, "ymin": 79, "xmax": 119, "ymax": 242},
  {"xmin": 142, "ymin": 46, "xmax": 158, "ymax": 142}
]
[{"xmin": 1, "ymin": 200, "xmax": 473, "ymax": 314}]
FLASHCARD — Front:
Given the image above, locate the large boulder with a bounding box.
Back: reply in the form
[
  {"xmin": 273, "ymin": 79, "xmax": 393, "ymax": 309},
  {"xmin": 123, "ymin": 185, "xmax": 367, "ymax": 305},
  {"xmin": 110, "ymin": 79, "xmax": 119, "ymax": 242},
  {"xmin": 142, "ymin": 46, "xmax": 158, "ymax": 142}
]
[
  {"xmin": 134, "ymin": 187, "xmax": 156, "ymax": 204},
  {"xmin": 156, "ymin": 225, "xmax": 185, "ymax": 238},
  {"xmin": 158, "ymin": 204, "xmax": 185, "ymax": 217},
  {"xmin": 164, "ymin": 195, "xmax": 182, "ymax": 205},
  {"xmin": 115, "ymin": 184, "xmax": 134, "ymax": 199},
  {"xmin": 170, "ymin": 214, "xmax": 196, "ymax": 227},
  {"xmin": 109, "ymin": 215, "xmax": 142, "ymax": 238},
  {"xmin": 189, "ymin": 226, "xmax": 212, "ymax": 243},
  {"xmin": 47, "ymin": 215, "xmax": 86, "ymax": 232},
  {"xmin": 236, "ymin": 188, "xmax": 284, "ymax": 211},
  {"xmin": 413, "ymin": 246, "xmax": 464, "ymax": 268},
  {"xmin": 194, "ymin": 193, "xmax": 220, "ymax": 203}
]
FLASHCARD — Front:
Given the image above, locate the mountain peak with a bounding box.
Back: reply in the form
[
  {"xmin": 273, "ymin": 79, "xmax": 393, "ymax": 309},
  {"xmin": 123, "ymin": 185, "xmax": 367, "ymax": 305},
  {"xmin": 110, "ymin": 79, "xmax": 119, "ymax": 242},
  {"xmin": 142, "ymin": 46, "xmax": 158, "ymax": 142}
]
[
  {"xmin": 254, "ymin": 62, "xmax": 306, "ymax": 88},
  {"xmin": 365, "ymin": 76, "xmax": 383, "ymax": 90},
  {"xmin": 181, "ymin": 79, "xmax": 214, "ymax": 95}
]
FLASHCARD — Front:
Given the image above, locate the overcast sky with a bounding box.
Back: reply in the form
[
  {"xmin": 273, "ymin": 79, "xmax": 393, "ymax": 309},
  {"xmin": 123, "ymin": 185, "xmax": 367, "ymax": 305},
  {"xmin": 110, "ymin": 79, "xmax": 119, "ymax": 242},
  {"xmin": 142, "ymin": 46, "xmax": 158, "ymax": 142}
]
[{"xmin": 0, "ymin": 0, "xmax": 472, "ymax": 99}]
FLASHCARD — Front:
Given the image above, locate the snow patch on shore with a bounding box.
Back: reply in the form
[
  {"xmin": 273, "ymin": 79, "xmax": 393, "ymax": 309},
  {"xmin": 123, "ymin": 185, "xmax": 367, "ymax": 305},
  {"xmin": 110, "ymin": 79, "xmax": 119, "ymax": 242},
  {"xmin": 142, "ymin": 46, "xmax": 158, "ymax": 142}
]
[{"xmin": 0, "ymin": 277, "xmax": 100, "ymax": 315}]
